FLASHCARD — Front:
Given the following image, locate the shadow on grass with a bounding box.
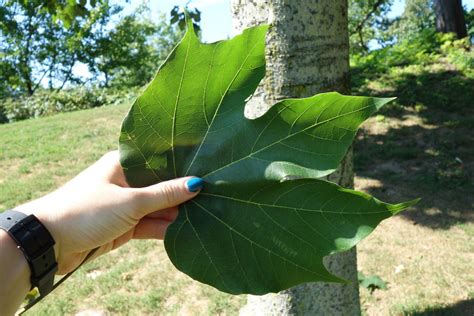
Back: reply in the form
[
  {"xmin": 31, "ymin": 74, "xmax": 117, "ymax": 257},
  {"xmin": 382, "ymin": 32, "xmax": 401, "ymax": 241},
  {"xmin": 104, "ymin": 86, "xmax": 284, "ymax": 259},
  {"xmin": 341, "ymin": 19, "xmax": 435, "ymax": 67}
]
[
  {"xmin": 352, "ymin": 67, "xmax": 474, "ymax": 230},
  {"xmin": 355, "ymin": 67, "xmax": 474, "ymax": 115},
  {"xmin": 407, "ymin": 298, "xmax": 474, "ymax": 315}
]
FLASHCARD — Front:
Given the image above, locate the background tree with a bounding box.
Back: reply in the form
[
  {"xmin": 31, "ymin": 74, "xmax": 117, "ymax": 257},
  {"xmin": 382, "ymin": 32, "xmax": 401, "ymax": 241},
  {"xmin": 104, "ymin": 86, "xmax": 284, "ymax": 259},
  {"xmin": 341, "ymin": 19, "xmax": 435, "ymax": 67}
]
[
  {"xmin": 1, "ymin": 0, "xmax": 51, "ymax": 95},
  {"xmin": 388, "ymin": 0, "xmax": 435, "ymax": 42},
  {"xmin": 349, "ymin": 0, "xmax": 393, "ymax": 53},
  {"xmin": 434, "ymin": 0, "xmax": 468, "ymax": 38},
  {"xmin": 348, "ymin": 0, "xmax": 469, "ymax": 52},
  {"xmin": 85, "ymin": 8, "xmax": 182, "ymax": 88},
  {"xmin": 0, "ymin": 1, "xmax": 182, "ymax": 95},
  {"xmin": 5, "ymin": 0, "xmax": 99, "ymax": 27},
  {"xmin": 232, "ymin": 0, "xmax": 359, "ymax": 314},
  {"xmin": 0, "ymin": 0, "xmax": 117, "ymax": 96}
]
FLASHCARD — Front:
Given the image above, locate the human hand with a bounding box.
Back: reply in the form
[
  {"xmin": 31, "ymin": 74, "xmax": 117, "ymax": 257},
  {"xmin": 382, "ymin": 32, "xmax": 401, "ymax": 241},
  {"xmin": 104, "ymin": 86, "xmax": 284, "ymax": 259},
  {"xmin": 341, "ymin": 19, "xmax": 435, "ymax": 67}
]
[{"xmin": 15, "ymin": 151, "xmax": 202, "ymax": 275}]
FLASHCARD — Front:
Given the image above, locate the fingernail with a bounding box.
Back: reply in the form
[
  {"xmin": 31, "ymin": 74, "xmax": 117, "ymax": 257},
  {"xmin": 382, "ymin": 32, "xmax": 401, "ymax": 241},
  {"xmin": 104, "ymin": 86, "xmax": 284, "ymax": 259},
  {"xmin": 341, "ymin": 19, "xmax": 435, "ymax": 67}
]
[{"xmin": 186, "ymin": 177, "xmax": 204, "ymax": 193}]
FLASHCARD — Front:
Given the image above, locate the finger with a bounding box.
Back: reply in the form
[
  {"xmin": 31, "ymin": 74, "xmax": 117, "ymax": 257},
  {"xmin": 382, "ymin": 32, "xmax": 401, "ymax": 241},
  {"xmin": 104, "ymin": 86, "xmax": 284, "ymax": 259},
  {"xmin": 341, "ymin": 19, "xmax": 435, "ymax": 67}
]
[
  {"xmin": 78, "ymin": 229, "xmax": 134, "ymax": 266},
  {"xmin": 132, "ymin": 177, "xmax": 203, "ymax": 218},
  {"xmin": 133, "ymin": 218, "xmax": 172, "ymax": 240},
  {"xmin": 100, "ymin": 151, "xmax": 130, "ymax": 188},
  {"xmin": 146, "ymin": 207, "xmax": 179, "ymax": 221},
  {"xmin": 112, "ymin": 229, "xmax": 135, "ymax": 250},
  {"xmin": 74, "ymin": 151, "xmax": 130, "ymax": 188}
]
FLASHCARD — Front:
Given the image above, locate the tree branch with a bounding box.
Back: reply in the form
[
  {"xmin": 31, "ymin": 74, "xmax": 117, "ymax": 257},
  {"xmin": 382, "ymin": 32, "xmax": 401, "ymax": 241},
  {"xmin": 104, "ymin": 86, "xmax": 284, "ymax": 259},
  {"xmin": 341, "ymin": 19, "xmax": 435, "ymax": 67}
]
[
  {"xmin": 57, "ymin": 55, "xmax": 77, "ymax": 91},
  {"xmin": 31, "ymin": 66, "xmax": 52, "ymax": 93},
  {"xmin": 354, "ymin": 0, "xmax": 387, "ymax": 51}
]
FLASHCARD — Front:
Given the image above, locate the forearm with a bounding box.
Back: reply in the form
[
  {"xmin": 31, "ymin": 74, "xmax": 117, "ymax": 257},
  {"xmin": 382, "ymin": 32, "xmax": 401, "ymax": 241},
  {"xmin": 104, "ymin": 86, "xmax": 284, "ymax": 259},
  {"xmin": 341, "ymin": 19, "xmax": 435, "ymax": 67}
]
[{"xmin": 0, "ymin": 230, "xmax": 31, "ymax": 315}]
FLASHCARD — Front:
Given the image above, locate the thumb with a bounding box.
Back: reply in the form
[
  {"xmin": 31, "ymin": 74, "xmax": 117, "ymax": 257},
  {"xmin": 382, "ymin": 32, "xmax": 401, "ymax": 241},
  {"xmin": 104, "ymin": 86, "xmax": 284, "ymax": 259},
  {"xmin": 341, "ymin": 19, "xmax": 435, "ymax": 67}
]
[{"xmin": 132, "ymin": 177, "xmax": 204, "ymax": 217}]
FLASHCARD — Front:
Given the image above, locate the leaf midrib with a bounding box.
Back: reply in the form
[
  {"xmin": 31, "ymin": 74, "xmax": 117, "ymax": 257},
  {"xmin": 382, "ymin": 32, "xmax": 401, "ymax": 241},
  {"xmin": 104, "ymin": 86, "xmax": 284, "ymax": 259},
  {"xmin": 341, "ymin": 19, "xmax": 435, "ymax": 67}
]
[
  {"xmin": 184, "ymin": 38, "xmax": 262, "ymax": 176},
  {"xmin": 171, "ymin": 32, "xmax": 192, "ymax": 177},
  {"xmin": 200, "ymin": 192, "xmax": 385, "ymax": 215}
]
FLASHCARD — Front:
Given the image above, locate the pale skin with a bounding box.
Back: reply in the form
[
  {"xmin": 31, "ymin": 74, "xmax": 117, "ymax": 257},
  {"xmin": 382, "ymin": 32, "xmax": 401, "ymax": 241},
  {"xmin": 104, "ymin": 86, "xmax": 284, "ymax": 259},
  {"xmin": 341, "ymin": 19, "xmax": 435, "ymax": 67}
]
[{"xmin": 0, "ymin": 151, "xmax": 201, "ymax": 315}]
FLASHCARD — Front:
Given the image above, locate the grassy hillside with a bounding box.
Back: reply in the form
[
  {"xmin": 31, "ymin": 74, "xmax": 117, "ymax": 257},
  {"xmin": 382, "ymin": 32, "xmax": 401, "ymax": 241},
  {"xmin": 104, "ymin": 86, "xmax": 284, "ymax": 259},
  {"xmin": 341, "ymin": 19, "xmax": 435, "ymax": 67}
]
[
  {"xmin": 0, "ymin": 104, "xmax": 245, "ymax": 315},
  {"xmin": 0, "ymin": 104, "xmax": 127, "ymax": 210}
]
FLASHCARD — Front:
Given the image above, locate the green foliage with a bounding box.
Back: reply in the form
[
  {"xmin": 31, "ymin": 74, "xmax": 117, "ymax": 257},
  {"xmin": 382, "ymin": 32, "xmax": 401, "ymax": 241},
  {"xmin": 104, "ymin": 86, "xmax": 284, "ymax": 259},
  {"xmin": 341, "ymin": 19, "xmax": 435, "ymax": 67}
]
[
  {"xmin": 351, "ymin": 30, "xmax": 437, "ymax": 87},
  {"xmin": 170, "ymin": 5, "xmax": 201, "ymax": 33},
  {"xmin": 0, "ymin": 3, "xmax": 180, "ymax": 123},
  {"xmin": 348, "ymin": 0, "xmax": 393, "ymax": 53},
  {"xmin": 2, "ymin": 87, "xmax": 137, "ymax": 123},
  {"xmin": 0, "ymin": 0, "xmax": 119, "ymax": 96},
  {"xmin": 119, "ymin": 23, "xmax": 416, "ymax": 294},
  {"xmin": 0, "ymin": 2, "xmax": 181, "ymax": 96},
  {"xmin": 86, "ymin": 7, "xmax": 183, "ymax": 88},
  {"xmin": 351, "ymin": 29, "xmax": 474, "ymax": 90},
  {"xmin": 439, "ymin": 35, "xmax": 474, "ymax": 75},
  {"xmin": 9, "ymin": 0, "xmax": 94, "ymax": 27},
  {"xmin": 347, "ymin": 0, "xmax": 437, "ymax": 54},
  {"xmin": 358, "ymin": 272, "xmax": 388, "ymax": 293},
  {"xmin": 348, "ymin": 0, "xmax": 471, "ymax": 54},
  {"xmin": 388, "ymin": 0, "xmax": 435, "ymax": 42},
  {"xmin": 466, "ymin": 8, "xmax": 474, "ymax": 39}
]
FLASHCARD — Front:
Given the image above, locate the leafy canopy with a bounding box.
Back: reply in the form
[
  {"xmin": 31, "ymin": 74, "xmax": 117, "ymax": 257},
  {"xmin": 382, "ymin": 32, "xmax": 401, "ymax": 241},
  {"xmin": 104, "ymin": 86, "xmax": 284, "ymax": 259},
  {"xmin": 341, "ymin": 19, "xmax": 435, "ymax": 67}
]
[
  {"xmin": 119, "ymin": 20, "xmax": 417, "ymax": 295},
  {"xmin": 0, "ymin": 2, "xmax": 181, "ymax": 97}
]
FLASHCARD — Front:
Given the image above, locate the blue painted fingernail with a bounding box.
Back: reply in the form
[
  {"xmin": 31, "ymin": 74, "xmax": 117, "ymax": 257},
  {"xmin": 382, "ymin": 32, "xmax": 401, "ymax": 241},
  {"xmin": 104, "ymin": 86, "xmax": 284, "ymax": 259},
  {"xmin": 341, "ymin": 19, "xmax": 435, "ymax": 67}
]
[{"xmin": 186, "ymin": 177, "xmax": 204, "ymax": 192}]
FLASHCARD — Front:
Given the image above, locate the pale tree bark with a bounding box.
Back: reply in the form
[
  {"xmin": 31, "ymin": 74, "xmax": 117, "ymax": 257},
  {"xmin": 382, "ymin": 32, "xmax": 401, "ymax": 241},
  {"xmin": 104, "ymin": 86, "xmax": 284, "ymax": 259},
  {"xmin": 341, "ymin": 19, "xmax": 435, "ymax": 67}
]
[
  {"xmin": 434, "ymin": 0, "xmax": 468, "ymax": 39},
  {"xmin": 231, "ymin": 1, "xmax": 360, "ymax": 315}
]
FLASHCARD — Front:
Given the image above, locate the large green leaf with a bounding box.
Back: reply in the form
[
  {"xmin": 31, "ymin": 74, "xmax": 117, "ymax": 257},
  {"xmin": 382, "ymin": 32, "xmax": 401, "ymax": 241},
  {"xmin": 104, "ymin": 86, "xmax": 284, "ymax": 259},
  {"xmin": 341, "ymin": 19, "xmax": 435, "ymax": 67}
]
[{"xmin": 119, "ymin": 22, "xmax": 416, "ymax": 294}]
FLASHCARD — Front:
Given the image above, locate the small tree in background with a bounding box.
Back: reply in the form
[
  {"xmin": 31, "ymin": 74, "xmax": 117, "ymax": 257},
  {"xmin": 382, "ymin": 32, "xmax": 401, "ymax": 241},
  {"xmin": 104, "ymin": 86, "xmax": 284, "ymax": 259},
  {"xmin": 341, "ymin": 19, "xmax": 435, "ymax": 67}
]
[
  {"xmin": 87, "ymin": 9, "xmax": 183, "ymax": 88},
  {"xmin": 0, "ymin": 1, "xmax": 118, "ymax": 96},
  {"xmin": 0, "ymin": 1, "xmax": 182, "ymax": 96}
]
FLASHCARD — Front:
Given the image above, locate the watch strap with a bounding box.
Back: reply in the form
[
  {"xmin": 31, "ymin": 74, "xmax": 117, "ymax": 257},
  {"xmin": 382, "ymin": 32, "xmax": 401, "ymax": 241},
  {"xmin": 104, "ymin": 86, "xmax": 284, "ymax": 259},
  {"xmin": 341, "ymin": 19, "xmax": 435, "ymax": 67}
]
[{"xmin": 0, "ymin": 210, "xmax": 57, "ymax": 296}]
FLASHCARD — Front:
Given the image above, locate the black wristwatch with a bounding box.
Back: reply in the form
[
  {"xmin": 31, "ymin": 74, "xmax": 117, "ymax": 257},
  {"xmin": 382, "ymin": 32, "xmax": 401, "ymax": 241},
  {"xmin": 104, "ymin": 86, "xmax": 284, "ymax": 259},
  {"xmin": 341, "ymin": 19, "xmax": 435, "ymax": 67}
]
[{"xmin": 0, "ymin": 210, "xmax": 58, "ymax": 295}]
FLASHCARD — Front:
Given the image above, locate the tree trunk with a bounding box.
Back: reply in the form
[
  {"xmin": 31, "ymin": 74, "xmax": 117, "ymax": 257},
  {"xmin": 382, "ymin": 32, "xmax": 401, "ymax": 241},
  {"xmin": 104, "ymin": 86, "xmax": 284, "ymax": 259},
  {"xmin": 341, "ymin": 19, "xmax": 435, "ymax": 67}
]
[
  {"xmin": 434, "ymin": 0, "xmax": 468, "ymax": 39},
  {"xmin": 21, "ymin": 14, "xmax": 35, "ymax": 96},
  {"xmin": 231, "ymin": 1, "xmax": 360, "ymax": 315}
]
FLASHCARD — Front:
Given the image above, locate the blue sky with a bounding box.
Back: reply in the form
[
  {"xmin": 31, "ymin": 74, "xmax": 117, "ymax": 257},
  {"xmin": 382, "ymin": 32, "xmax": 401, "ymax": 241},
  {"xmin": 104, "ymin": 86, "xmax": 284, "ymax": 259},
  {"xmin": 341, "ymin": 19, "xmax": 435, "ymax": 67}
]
[
  {"xmin": 144, "ymin": 0, "xmax": 474, "ymax": 43},
  {"xmin": 122, "ymin": 0, "xmax": 233, "ymax": 42}
]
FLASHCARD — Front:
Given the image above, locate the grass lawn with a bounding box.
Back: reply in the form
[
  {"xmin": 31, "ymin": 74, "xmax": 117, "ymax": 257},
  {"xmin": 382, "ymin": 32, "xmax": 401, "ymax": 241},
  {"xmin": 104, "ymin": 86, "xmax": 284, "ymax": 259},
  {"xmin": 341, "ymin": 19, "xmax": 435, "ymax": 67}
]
[{"xmin": 0, "ymin": 58, "xmax": 472, "ymax": 314}]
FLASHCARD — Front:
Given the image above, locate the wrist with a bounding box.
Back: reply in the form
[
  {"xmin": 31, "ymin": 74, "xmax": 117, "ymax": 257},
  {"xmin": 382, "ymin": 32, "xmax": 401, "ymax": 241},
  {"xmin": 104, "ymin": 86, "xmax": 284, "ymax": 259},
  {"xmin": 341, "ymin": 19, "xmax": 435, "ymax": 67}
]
[
  {"xmin": 0, "ymin": 209, "xmax": 58, "ymax": 297},
  {"xmin": 0, "ymin": 229, "xmax": 31, "ymax": 281},
  {"xmin": 0, "ymin": 229, "xmax": 31, "ymax": 314},
  {"xmin": 14, "ymin": 205, "xmax": 61, "ymax": 264}
]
